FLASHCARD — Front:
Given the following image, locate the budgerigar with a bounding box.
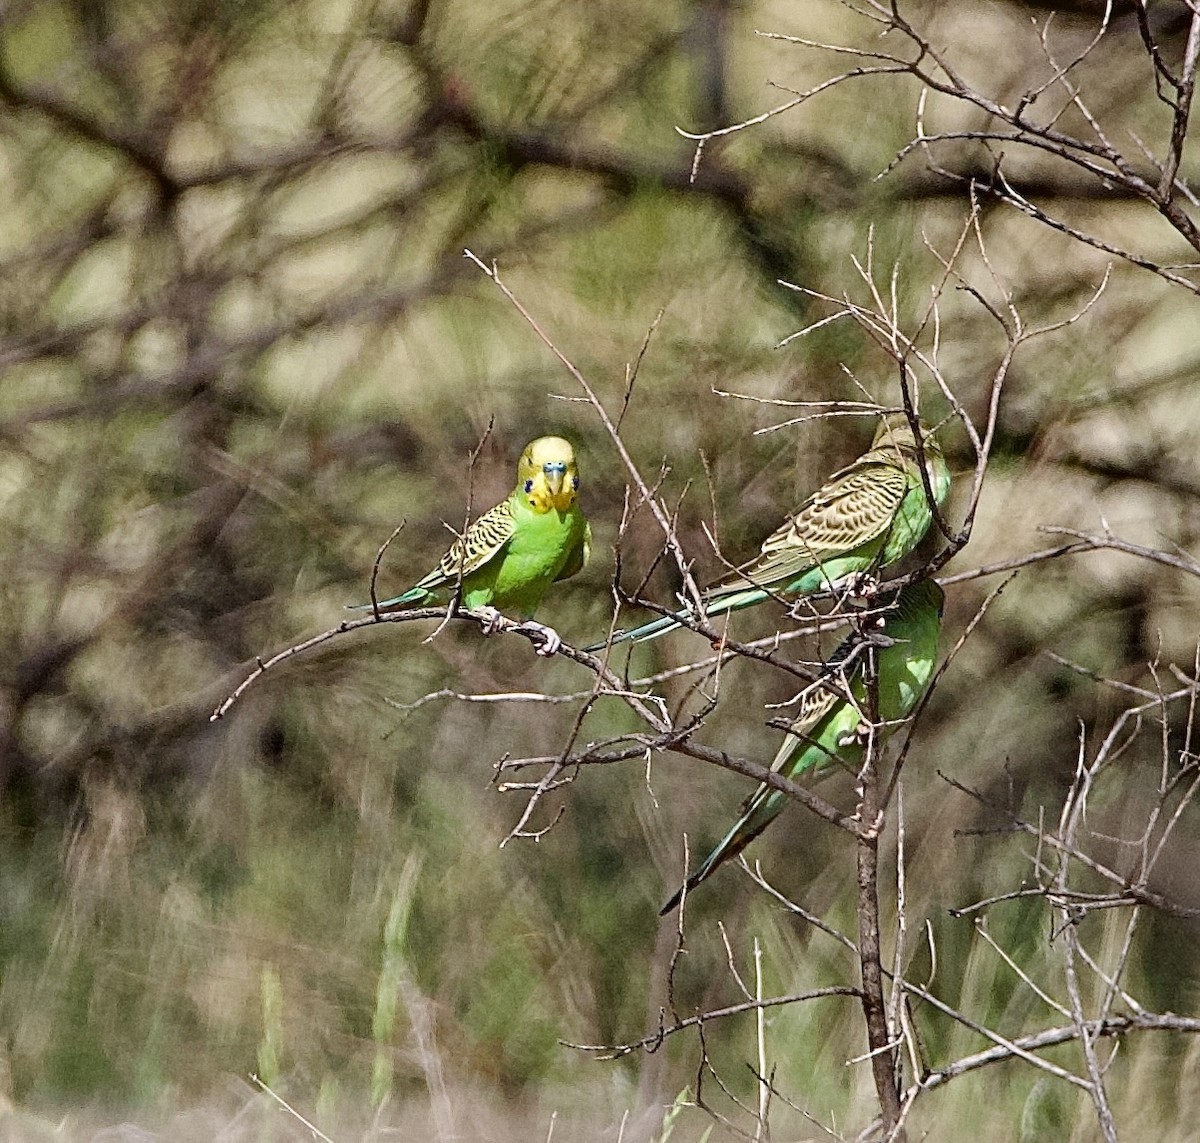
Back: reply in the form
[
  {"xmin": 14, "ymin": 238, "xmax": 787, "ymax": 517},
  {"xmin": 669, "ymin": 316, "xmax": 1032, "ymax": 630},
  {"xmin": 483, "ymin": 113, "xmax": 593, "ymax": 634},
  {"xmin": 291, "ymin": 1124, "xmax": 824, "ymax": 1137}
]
[
  {"xmin": 660, "ymin": 577, "xmax": 944, "ymax": 913},
  {"xmin": 591, "ymin": 414, "xmax": 949, "ymax": 649},
  {"xmin": 350, "ymin": 436, "xmax": 591, "ymax": 656}
]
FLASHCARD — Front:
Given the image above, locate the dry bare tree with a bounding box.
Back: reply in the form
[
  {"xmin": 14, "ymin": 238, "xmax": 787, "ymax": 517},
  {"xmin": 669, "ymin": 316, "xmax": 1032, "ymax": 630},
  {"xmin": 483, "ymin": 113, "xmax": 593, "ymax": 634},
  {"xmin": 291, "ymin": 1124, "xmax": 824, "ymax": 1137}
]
[{"xmin": 4, "ymin": 1, "xmax": 1200, "ymax": 1140}]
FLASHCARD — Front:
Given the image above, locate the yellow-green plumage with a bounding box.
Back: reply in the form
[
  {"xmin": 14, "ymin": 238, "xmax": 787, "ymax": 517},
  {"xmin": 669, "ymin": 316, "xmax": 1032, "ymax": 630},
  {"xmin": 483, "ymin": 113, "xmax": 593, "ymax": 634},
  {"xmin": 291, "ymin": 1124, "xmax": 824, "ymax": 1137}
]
[
  {"xmin": 351, "ymin": 436, "xmax": 591, "ymax": 621},
  {"xmin": 593, "ymin": 414, "xmax": 949, "ymax": 648},
  {"xmin": 661, "ymin": 578, "xmax": 944, "ymax": 913}
]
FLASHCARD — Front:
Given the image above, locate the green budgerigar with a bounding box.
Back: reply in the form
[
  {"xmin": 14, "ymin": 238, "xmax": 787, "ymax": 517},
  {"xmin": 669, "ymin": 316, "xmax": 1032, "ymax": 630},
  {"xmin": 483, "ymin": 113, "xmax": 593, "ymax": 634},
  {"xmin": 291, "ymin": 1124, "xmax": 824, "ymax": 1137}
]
[
  {"xmin": 660, "ymin": 577, "xmax": 944, "ymax": 913},
  {"xmin": 592, "ymin": 413, "xmax": 949, "ymax": 649},
  {"xmin": 351, "ymin": 435, "xmax": 591, "ymax": 655}
]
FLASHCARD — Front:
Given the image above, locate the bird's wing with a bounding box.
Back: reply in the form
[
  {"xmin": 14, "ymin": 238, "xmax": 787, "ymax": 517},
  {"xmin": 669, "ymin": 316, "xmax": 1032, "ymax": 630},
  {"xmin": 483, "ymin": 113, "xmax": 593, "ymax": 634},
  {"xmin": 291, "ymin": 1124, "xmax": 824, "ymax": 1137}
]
[
  {"xmin": 778, "ymin": 684, "xmax": 843, "ymax": 756},
  {"xmin": 755, "ymin": 624, "xmax": 866, "ymax": 785},
  {"xmin": 409, "ymin": 497, "xmax": 517, "ymax": 594},
  {"xmin": 711, "ymin": 456, "xmax": 909, "ymax": 593}
]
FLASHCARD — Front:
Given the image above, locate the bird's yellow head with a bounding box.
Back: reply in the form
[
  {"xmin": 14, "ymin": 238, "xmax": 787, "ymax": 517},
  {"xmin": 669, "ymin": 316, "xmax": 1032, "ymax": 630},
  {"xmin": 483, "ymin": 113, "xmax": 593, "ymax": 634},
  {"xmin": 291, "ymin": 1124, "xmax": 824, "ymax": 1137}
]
[
  {"xmin": 873, "ymin": 411, "xmax": 950, "ymax": 506},
  {"xmin": 517, "ymin": 436, "xmax": 581, "ymax": 513},
  {"xmin": 872, "ymin": 412, "xmax": 941, "ymax": 460}
]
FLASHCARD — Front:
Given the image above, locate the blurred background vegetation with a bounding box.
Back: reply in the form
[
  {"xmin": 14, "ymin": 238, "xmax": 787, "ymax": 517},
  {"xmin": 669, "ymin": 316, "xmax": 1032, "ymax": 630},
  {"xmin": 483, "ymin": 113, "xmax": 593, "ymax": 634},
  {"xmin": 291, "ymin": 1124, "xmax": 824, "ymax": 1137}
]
[{"xmin": 1, "ymin": 0, "xmax": 1199, "ymax": 1138}]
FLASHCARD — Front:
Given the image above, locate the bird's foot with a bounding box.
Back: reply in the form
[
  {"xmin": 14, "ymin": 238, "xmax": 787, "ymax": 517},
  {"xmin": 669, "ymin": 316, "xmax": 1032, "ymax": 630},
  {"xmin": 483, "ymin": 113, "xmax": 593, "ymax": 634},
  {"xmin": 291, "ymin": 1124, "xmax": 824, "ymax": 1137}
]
[
  {"xmin": 845, "ymin": 571, "xmax": 881, "ymax": 600},
  {"xmin": 858, "ymin": 808, "xmax": 886, "ymax": 839},
  {"xmin": 476, "ymin": 606, "xmax": 506, "ymax": 637},
  {"xmin": 839, "ymin": 720, "xmax": 873, "ymax": 748},
  {"xmin": 862, "ymin": 629, "xmax": 899, "ymax": 649},
  {"xmin": 516, "ymin": 619, "xmax": 563, "ymax": 657}
]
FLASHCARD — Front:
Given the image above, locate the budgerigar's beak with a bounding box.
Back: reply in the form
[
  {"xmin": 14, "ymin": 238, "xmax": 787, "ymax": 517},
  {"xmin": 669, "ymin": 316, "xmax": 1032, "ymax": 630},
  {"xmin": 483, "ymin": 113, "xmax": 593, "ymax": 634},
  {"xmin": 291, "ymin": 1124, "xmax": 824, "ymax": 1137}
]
[{"xmin": 543, "ymin": 462, "xmax": 567, "ymax": 497}]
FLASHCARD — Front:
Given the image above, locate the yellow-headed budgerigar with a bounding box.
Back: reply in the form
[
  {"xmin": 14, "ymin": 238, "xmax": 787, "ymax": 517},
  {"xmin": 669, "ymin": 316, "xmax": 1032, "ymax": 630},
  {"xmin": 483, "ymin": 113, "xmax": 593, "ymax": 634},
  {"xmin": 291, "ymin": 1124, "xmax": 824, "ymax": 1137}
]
[
  {"xmin": 590, "ymin": 413, "xmax": 949, "ymax": 649},
  {"xmin": 351, "ymin": 436, "xmax": 590, "ymax": 656},
  {"xmin": 661, "ymin": 577, "xmax": 944, "ymax": 913}
]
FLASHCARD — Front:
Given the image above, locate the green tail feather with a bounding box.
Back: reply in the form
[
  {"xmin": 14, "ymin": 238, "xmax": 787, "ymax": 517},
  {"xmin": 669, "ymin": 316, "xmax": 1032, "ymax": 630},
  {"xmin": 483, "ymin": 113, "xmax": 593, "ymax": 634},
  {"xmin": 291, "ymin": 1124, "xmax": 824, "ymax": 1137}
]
[
  {"xmin": 659, "ymin": 794, "xmax": 783, "ymax": 915},
  {"xmin": 583, "ymin": 610, "xmax": 687, "ymax": 652},
  {"xmin": 346, "ymin": 587, "xmax": 430, "ymax": 611},
  {"xmin": 585, "ymin": 588, "xmax": 772, "ymax": 653}
]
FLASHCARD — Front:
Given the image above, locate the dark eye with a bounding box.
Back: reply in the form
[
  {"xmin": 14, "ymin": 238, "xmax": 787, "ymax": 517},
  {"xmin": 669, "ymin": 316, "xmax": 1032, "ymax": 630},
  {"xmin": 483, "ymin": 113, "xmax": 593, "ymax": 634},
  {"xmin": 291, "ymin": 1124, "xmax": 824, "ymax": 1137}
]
[
  {"xmin": 524, "ymin": 479, "xmax": 533, "ymax": 493},
  {"xmin": 572, "ymin": 476, "xmax": 580, "ymax": 489}
]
